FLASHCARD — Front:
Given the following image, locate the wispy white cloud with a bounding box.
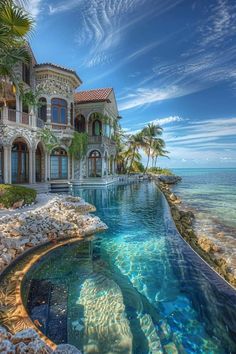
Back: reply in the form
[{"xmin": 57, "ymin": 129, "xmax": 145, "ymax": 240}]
[
  {"xmin": 199, "ymin": 0, "xmax": 236, "ymax": 48},
  {"xmin": 49, "ymin": 0, "xmax": 82, "ymax": 14},
  {"xmin": 119, "ymin": 85, "xmax": 199, "ymax": 111},
  {"xmin": 148, "ymin": 116, "xmax": 183, "ymax": 126},
  {"xmin": 166, "ymin": 117, "xmax": 236, "ymax": 145}
]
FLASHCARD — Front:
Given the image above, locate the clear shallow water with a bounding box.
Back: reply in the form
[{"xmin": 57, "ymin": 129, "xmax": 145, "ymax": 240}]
[
  {"xmin": 172, "ymin": 168, "xmax": 236, "ymax": 230},
  {"xmin": 24, "ymin": 182, "xmax": 236, "ymax": 353}
]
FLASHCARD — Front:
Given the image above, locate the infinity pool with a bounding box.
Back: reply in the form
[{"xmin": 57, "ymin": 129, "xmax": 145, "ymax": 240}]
[{"xmin": 24, "ymin": 182, "xmax": 236, "ymax": 353}]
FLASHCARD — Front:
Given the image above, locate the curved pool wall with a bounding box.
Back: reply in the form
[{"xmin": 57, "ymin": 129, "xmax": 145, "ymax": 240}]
[{"xmin": 22, "ymin": 182, "xmax": 236, "ymax": 353}]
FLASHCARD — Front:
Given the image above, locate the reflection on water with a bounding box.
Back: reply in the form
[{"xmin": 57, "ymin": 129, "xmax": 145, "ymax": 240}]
[{"xmin": 24, "ymin": 182, "xmax": 236, "ymax": 353}]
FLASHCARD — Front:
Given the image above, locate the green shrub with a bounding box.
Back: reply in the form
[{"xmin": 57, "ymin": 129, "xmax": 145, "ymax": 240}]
[
  {"xmin": 0, "ymin": 184, "xmax": 37, "ymax": 208},
  {"xmin": 148, "ymin": 167, "xmax": 174, "ymax": 176}
]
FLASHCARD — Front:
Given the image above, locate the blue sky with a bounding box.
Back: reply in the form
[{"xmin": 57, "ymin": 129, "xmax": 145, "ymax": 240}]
[{"xmin": 29, "ymin": 0, "xmax": 236, "ymax": 168}]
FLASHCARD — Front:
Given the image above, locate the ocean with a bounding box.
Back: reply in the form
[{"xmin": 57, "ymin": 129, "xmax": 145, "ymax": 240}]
[{"xmin": 172, "ymin": 168, "xmax": 236, "ymax": 272}]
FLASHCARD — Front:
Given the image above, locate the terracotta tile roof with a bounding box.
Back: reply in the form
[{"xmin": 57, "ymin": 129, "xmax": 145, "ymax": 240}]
[
  {"xmin": 74, "ymin": 88, "xmax": 113, "ymax": 104},
  {"xmin": 35, "ymin": 63, "xmax": 82, "ymax": 84}
]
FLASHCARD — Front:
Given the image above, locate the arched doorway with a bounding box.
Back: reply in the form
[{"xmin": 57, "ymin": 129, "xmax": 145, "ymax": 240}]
[
  {"xmin": 11, "ymin": 139, "xmax": 29, "ymax": 183},
  {"xmin": 36, "ymin": 143, "xmax": 44, "ymax": 182},
  {"xmin": 74, "ymin": 114, "xmax": 86, "ymax": 133},
  {"xmin": 50, "ymin": 148, "xmax": 68, "ymax": 180},
  {"xmin": 88, "ymin": 150, "xmax": 102, "ymax": 177},
  {"xmin": 0, "ymin": 145, "xmax": 3, "ymax": 183}
]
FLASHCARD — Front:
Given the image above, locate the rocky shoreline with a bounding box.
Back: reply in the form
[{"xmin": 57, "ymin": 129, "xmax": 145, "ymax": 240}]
[
  {"xmin": 0, "ymin": 327, "xmax": 82, "ymax": 353},
  {"xmin": 156, "ymin": 179, "xmax": 236, "ymax": 288},
  {"xmin": 0, "ymin": 194, "xmax": 107, "ymax": 352},
  {"xmin": 0, "ymin": 194, "xmax": 107, "ymax": 273}
]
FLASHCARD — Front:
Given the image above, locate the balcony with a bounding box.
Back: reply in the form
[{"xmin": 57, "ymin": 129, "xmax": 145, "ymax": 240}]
[
  {"xmin": 0, "ymin": 107, "xmax": 45, "ymax": 128},
  {"xmin": 88, "ymin": 135, "xmax": 116, "ymax": 145}
]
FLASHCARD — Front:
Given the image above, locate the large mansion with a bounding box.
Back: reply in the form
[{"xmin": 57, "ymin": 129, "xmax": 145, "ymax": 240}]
[{"xmin": 0, "ymin": 48, "xmax": 120, "ymax": 186}]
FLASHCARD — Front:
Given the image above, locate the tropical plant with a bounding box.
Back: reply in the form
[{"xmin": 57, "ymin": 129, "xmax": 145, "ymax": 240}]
[
  {"xmin": 38, "ymin": 127, "xmax": 59, "ymax": 153},
  {"xmin": 151, "ymin": 138, "xmax": 169, "ymax": 168},
  {"xmin": 132, "ymin": 160, "xmax": 145, "ymax": 173},
  {"xmin": 69, "ymin": 132, "xmax": 88, "ymax": 160},
  {"xmin": 114, "ymin": 125, "xmax": 129, "ymax": 174},
  {"xmin": 127, "ymin": 132, "xmax": 144, "ymax": 174},
  {"xmin": 0, "ymin": 0, "xmax": 34, "ymax": 103},
  {"xmin": 141, "ymin": 123, "xmax": 164, "ymax": 174},
  {"xmin": 21, "ymin": 88, "xmax": 43, "ymax": 113},
  {"xmin": 148, "ymin": 167, "xmax": 173, "ymax": 176}
]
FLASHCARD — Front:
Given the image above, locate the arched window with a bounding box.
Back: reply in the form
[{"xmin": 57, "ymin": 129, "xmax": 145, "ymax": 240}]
[
  {"xmin": 51, "ymin": 98, "xmax": 67, "ymax": 124},
  {"xmin": 88, "ymin": 150, "xmax": 102, "ymax": 177},
  {"xmin": 75, "ymin": 114, "xmax": 86, "ymax": 133},
  {"xmin": 50, "ymin": 148, "xmax": 68, "ymax": 180},
  {"xmin": 70, "ymin": 103, "xmax": 73, "ymax": 126},
  {"xmin": 11, "ymin": 139, "xmax": 29, "ymax": 183},
  {"xmin": 92, "ymin": 119, "xmax": 102, "ymax": 136},
  {"xmin": 38, "ymin": 97, "xmax": 47, "ymax": 122}
]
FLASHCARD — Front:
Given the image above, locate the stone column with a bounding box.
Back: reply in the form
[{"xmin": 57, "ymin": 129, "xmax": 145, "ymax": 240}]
[
  {"xmin": 15, "ymin": 94, "xmax": 22, "ymax": 124},
  {"xmin": 31, "ymin": 148, "xmax": 36, "ymax": 184},
  {"xmin": 71, "ymin": 157, "xmax": 75, "ymax": 180},
  {"xmin": 2, "ymin": 106, "xmax": 9, "ymax": 123},
  {"xmin": 101, "ymin": 157, "xmax": 105, "ymax": 178},
  {"xmin": 3, "ymin": 146, "xmax": 9, "ymax": 184},
  {"xmin": 46, "ymin": 152, "xmax": 51, "ymax": 181},
  {"xmin": 46, "ymin": 97, "xmax": 51, "ymax": 125},
  {"xmin": 29, "ymin": 149, "xmax": 33, "ymax": 183},
  {"xmin": 85, "ymin": 120, "xmax": 89, "ymax": 134},
  {"xmin": 67, "ymin": 155, "xmax": 71, "ymax": 180}
]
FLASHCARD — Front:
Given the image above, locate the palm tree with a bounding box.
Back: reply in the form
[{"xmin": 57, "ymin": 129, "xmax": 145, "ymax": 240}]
[
  {"xmin": 0, "ymin": 0, "xmax": 34, "ymax": 102},
  {"xmin": 141, "ymin": 123, "xmax": 163, "ymax": 174},
  {"xmin": 151, "ymin": 138, "xmax": 169, "ymax": 168},
  {"xmin": 127, "ymin": 132, "xmax": 144, "ymax": 174},
  {"xmin": 0, "ymin": 0, "xmax": 33, "ymax": 46}
]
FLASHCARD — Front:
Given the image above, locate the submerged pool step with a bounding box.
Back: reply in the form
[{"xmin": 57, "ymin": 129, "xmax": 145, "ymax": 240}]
[{"xmin": 27, "ymin": 279, "xmax": 68, "ymax": 344}]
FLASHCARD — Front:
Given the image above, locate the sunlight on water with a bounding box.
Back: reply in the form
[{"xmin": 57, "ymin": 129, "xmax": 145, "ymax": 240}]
[{"xmin": 24, "ymin": 182, "xmax": 236, "ymax": 354}]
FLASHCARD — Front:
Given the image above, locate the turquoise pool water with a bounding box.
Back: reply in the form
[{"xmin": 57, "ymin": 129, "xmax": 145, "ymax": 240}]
[{"xmin": 24, "ymin": 182, "xmax": 236, "ymax": 353}]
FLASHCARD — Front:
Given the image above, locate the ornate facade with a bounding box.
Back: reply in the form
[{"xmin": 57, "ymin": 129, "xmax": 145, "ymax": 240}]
[{"xmin": 0, "ymin": 51, "xmax": 119, "ymax": 185}]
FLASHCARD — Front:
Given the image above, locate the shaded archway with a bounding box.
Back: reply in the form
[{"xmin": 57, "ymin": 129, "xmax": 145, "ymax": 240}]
[
  {"xmin": 11, "ymin": 138, "xmax": 29, "ymax": 183},
  {"xmin": 92, "ymin": 120, "xmax": 102, "ymax": 136},
  {"xmin": 89, "ymin": 113, "xmax": 102, "ymax": 136},
  {"xmin": 36, "ymin": 142, "xmax": 44, "ymax": 182},
  {"xmin": 50, "ymin": 148, "xmax": 68, "ymax": 180},
  {"xmin": 0, "ymin": 145, "xmax": 3, "ymax": 183},
  {"xmin": 88, "ymin": 150, "xmax": 102, "ymax": 177},
  {"xmin": 74, "ymin": 114, "xmax": 86, "ymax": 133}
]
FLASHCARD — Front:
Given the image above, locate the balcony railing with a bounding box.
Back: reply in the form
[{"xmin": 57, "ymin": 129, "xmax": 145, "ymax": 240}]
[
  {"xmin": 88, "ymin": 135, "xmax": 116, "ymax": 145},
  {"xmin": 8, "ymin": 109, "xmax": 16, "ymax": 122},
  {"xmin": 36, "ymin": 118, "xmax": 45, "ymax": 128}
]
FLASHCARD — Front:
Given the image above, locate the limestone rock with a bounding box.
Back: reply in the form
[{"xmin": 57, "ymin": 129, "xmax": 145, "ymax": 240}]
[
  {"xmin": 11, "ymin": 328, "xmax": 39, "ymax": 345},
  {"xmin": 0, "ymin": 339, "xmax": 15, "ymax": 354},
  {"xmin": 0, "ymin": 326, "xmax": 9, "ymax": 341},
  {"xmin": 12, "ymin": 200, "xmax": 24, "ymax": 209}
]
